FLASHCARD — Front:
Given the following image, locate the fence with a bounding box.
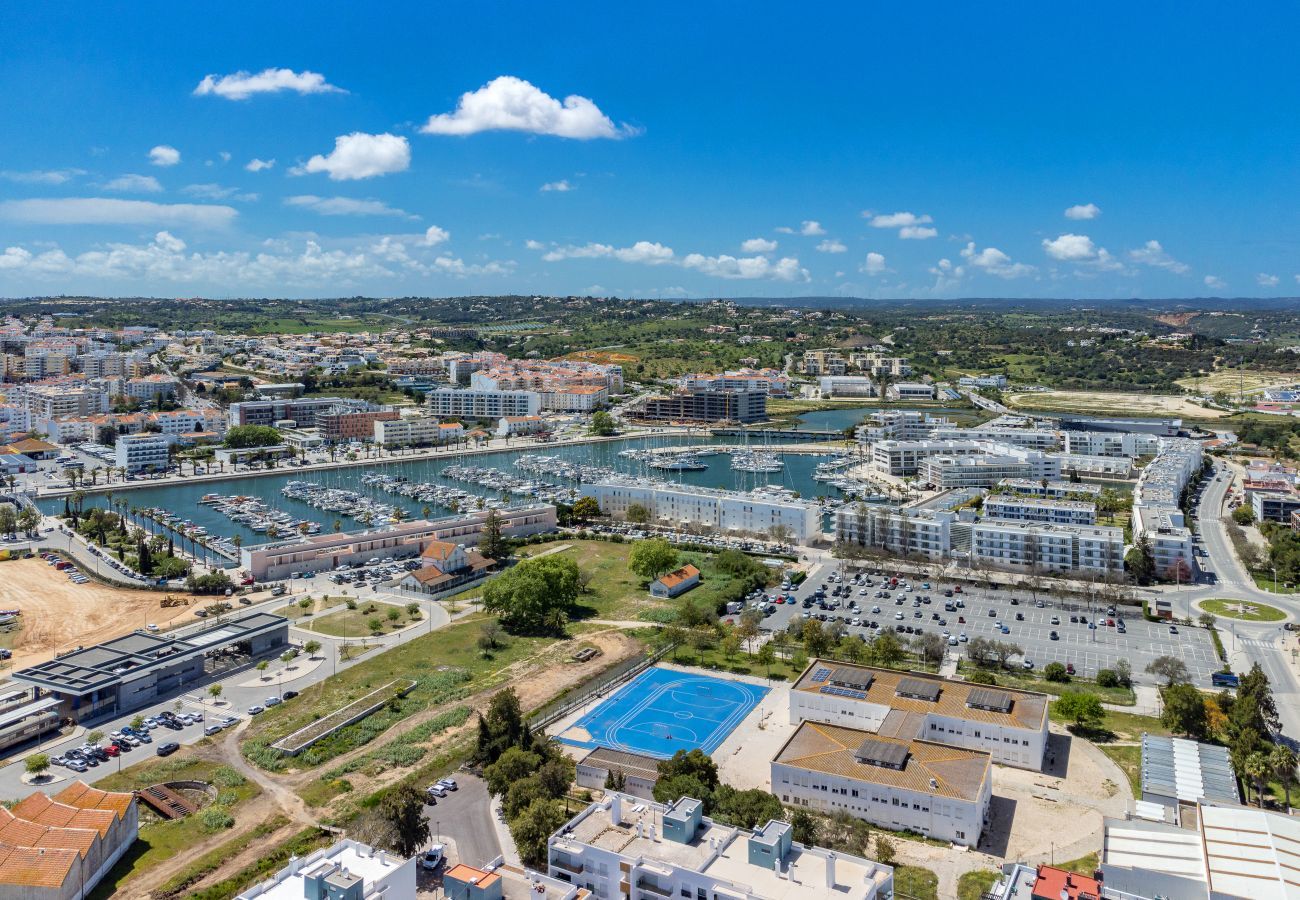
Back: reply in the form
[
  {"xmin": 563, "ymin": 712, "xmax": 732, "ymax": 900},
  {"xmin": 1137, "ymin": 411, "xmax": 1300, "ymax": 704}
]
[
  {"xmin": 271, "ymin": 679, "xmax": 416, "ymax": 755},
  {"xmin": 529, "ymin": 642, "xmax": 677, "ymax": 730}
]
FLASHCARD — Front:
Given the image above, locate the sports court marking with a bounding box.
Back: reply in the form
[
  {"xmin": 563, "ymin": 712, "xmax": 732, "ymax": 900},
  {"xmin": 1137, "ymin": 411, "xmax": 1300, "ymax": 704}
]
[{"xmin": 557, "ymin": 666, "xmax": 768, "ymax": 759}]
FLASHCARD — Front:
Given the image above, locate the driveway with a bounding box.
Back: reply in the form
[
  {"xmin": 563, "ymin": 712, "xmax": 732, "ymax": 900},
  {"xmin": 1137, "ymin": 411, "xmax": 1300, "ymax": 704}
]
[{"xmin": 424, "ymin": 773, "xmax": 501, "ymax": 869}]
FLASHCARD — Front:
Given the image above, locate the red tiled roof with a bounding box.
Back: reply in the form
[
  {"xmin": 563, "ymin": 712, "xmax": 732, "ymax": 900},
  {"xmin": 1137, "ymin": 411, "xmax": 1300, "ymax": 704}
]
[
  {"xmin": 655, "ymin": 564, "xmax": 700, "ymax": 589},
  {"xmin": 1032, "ymin": 864, "xmax": 1101, "ymax": 900}
]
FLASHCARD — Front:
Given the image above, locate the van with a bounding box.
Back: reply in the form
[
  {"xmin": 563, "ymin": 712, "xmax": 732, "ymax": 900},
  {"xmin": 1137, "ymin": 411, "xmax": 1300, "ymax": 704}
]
[{"xmin": 271, "ymin": 584, "xmax": 287, "ymax": 596}]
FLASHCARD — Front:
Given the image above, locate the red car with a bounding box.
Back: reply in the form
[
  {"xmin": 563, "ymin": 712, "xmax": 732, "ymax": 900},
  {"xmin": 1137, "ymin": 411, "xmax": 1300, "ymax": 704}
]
[
  {"xmin": 954, "ymin": 585, "xmax": 963, "ymax": 593},
  {"xmin": 1065, "ymin": 663, "xmax": 1075, "ymax": 676},
  {"xmin": 102, "ymin": 744, "xmax": 119, "ymax": 757}
]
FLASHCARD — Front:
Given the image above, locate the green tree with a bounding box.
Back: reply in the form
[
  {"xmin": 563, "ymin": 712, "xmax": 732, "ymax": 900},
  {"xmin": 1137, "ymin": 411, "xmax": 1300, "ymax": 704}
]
[
  {"xmin": 478, "ymin": 508, "xmax": 508, "ymax": 560},
  {"xmin": 1161, "ymin": 683, "xmax": 1210, "ymax": 739},
  {"xmin": 1043, "ymin": 662, "xmax": 1070, "ymax": 682},
  {"xmin": 629, "ymin": 538, "xmax": 679, "ymax": 581},
  {"xmin": 378, "ymin": 784, "xmax": 431, "ymax": 857},
  {"xmin": 386, "ymin": 606, "xmax": 401, "ymax": 626},
  {"xmin": 510, "ymin": 799, "xmax": 568, "ymax": 868},
  {"xmin": 756, "ymin": 641, "xmax": 776, "ymax": 677},
  {"xmin": 255, "ymin": 660, "xmax": 269, "ymax": 678},
  {"xmin": 790, "ymin": 808, "xmax": 819, "ymax": 845},
  {"xmin": 658, "ymin": 749, "xmax": 720, "ymax": 790},
  {"xmin": 1232, "ymin": 505, "xmax": 1256, "ymax": 525},
  {"xmin": 367, "ymin": 616, "xmax": 383, "ymax": 633},
  {"xmin": 1126, "ymin": 535, "xmax": 1156, "ymax": 585},
  {"xmin": 590, "ymin": 411, "xmax": 617, "ymax": 436},
  {"xmin": 625, "ymin": 502, "xmax": 650, "ymax": 525},
  {"xmin": 25, "ymin": 753, "xmax": 50, "ymax": 779},
  {"xmin": 1146, "ymin": 655, "xmax": 1190, "ymax": 686},
  {"xmin": 222, "ymin": 425, "xmax": 283, "ymax": 449},
  {"xmin": 570, "ymin": 496, "xmax": 602, "ymax": 523},
  {"xmin": 481, "ymin": 555, "xmax": 581, "ymax": 634},
  {"xmin": 484, "ymin": 746, "xmax": 544, "ymax": 796},
  {"xmin": 304, "ymin": 640, "xmax": 322, "ymax": 658},
  {"xmin": 1054, "ymin": 691, "xmax": 1104, "ymax": 731},
  {"xmin": 867, "ymin": 631, "xmax": 904, "ymax": 668},
  {"xmin": 1244, "ymin": 751, "xmax": 1271, "ymax": 807},
  {"xmin": 873, "ymin": 835, "xmax": 897, "ymax": 866},
  {"xmin": 712, "ymin": 786, "xmax": 783, "ymax": 829},
  {"xmin": 475, "ymin": 688, "xmax": 525, "ymax": 764}
]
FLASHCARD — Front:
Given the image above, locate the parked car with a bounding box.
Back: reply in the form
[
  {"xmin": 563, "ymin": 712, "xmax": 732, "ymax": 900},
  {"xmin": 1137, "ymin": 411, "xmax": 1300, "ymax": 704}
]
[
  {"xmin": 155, "ymin": 742, "xmax": 180, "ymax": 757},
  {"xmin": 204, "ymin": 724, "xmax": 223, "ymax": 736},
  {"xmin": 265, "ymin": 696, "xmax": 282, "ymax": 707},
  {"xmin": 247, "ymin": 705, "xmax": 265, "ymax": 716},
  {"xmin": 282, "ymin": 690, "xmax": 299, "ymax": 700}
]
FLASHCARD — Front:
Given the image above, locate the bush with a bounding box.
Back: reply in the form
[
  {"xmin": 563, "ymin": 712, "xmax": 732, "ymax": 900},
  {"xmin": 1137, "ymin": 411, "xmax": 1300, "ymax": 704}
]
[
  {"xmin": 967, "ymin": 670, "xmax": 997, "ymax": 685},
  {"xmin": 1096, "ymin": 669, "xmax": 1120, "ymax": 688},
  {"xmin": 1043, "ymin": 662, "xmax": 1070, "ymax": 683},
  {"xmin": 199, "ymin": 808, "xmax": 235, "ymax": 832},
  {"xmin": 212, "ymin": 765, "xmax": 246, "ymax": 788}
]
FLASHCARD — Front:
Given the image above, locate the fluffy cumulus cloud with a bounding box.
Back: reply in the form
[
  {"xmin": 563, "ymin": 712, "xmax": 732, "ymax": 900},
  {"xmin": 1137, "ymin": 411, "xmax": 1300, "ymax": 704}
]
[
  {"xmin": 0, "ymin": 197, "xmax": 235, "ymax": 228},
  {"xmin": 285, "ymin": 195, "xmax": 415, "ymax": 218},
  {"xmin": 294, "ymin": 132, "xmax": 410, "ymax": 181},
  {"xmin": 0, "ymin": 168, "xmax": 85, "ymax": 184},
  {"xmin": 541, "ymin": 241, "xmax": 674, "ymax": 264},
  {"xmin": 149, "ymin": 145, "xmax": 181, "ymax": 167},
  {"xmin": 861, "ymin": 252, "xmax": 887, "ymax": 275},
  {"xmin": 1128, "ymin": 240, "xmax": 1189, "ymax": 274},
  {"xmin": 1064, "ymin": 203, "xmax": 1101, "ymax": 220},
  {"xmin": 245, "ymin": 158, "xmax": 275, "ymax": 173},
  {"xmin": 103, "ymin": 174, "xmax": 162, "ymax": 193},
  {"xmin": 1041, "ymin": 233, "xmax": 1097, "ymax": 261},
  {"xmin": 1257, "ymin": 273, "xmax": 1280, "ymax": 287},
  {"xmin": 960, "ymin": 241, "xmax": 1033, "ymax": 278},
  {"xmin": 682, "ymin": 253, "xmax": 808, "ymax": 281},
  {"xmin": 928, "ymin": 257, "xmax": 965, "ymax": 291},
  {"xmin": 1204, "ymin": 275, "xmax": 1227, "ymax": 290},
  {"xmin": 422, "ymin": 225, "xmax": 450, "ymax": 247},
  {"xmin": 194, "ymin": 68, "xmax": 346, "ymax": 101},
  {"xmin": 182, "ymin": 183, "xmax": 259, "ymax": 202},
  {"xmin": 800, "ymin": 220, "xmax": 826, "ymax": 236},
  {"xmin": 419, "ymin": 76, "xmax": 633, "ymax": 139},
  {"xmin": 539, "ymin": 179, "xmax": 573, "ymax": 192},
  {"xmin": 899, "ymin": 225, "xmax": 938, "ymax": 239},
  {"xmin": 741, "ymin": 237, "xmax": 777, "ymax": 253},
  {"xmin": 816, "ymin": 239, "xmax": 847, "ymax": 253},
  {"xmin": 865, "ymin": 210, "xmax": 937, "ymax": 239}
]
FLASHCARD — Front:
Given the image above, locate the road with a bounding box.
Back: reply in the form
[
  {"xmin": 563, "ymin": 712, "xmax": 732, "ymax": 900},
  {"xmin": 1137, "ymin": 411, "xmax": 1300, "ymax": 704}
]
[{"xmin": 423, "ymin": 774, "xmax": 501, "ymax": 868}]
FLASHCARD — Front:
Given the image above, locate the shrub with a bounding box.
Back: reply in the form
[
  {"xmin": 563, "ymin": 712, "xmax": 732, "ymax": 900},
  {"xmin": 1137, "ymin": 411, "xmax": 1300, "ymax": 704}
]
[
  {"xmin": 212, "ymin": 765, "xmax": 246, "ymax": 788},
  {"xmin": 967, "ymin": 670, "xmax": 998, "ymax": 685},
  {"xmin": 199, "ymin": 808, "xmax": 235, "ymax": 832},
  {"xmin": 1096, "ymin": 669, "xmax": 1120, "ymax": 688},
  {"xmin": 1043, "ymin": 662, "xmax": 1070, "ymax": 683}
]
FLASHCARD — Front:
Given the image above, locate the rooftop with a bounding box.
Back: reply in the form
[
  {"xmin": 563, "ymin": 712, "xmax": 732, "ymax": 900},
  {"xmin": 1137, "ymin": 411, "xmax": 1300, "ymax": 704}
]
[
  {"xmin": 1140, "ymin": 734, "xmax": 1239, "ymax": 806},
  {"xmin": 236, "ymin": 840, "xmax": 407, "ymax": 900},
  {"xmin": 774, "ymin": 721, "xmax": 990, "ymax": 802},
  {"xmin": 794, "ymin": 660, "xmax": 1048, "ymax": 731}
]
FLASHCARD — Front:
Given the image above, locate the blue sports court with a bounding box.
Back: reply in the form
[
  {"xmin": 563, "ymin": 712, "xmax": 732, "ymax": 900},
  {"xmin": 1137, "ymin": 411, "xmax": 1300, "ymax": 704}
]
[{"xmin": 557, "ymin": 666, "xmax": 768, "ymax": 758}]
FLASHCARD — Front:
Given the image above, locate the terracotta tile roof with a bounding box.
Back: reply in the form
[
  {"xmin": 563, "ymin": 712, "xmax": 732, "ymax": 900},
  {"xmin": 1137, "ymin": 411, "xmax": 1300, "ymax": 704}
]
[
  {"xmin": 654, "ymin": 563, "xmax": 700, "ymax": 590},
  {"xmin": 420, "ymin": 540, "xmax": 457, "ymax": 561},
  {"xmin": 445, "ymin": 863, "xmax": 501, "ymax": 890},
  {"xmin": 52, "ymin": 781, "xmax": 135, "ymax": 820},
  {"xmin": 11, "ymin": 794, "xmax": 116, "ymax": 838},
  {"xmin": 0, "ymin": 842, "xmax": 79, "ymax": 888},
  {"xmin": 795, "ymin": 659, "xmax": 1047, "ymax": 731},
  {"xmin": 774, "ymin": 721, "xmax": 990, "ymax": 802},
  {"xmin": 0, "ymin": 807, "xmax": 98, "ymax": 856}
]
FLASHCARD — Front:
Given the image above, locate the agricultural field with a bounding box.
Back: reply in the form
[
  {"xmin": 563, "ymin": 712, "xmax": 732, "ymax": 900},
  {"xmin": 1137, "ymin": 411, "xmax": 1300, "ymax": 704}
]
[
  {"xmin": 1175, "ymin": 369, "xmax": 1298, "ymax": 395},
  {"xmin": 1005, "ymin": 389, "xmax": 1230, "ymax": 419}
]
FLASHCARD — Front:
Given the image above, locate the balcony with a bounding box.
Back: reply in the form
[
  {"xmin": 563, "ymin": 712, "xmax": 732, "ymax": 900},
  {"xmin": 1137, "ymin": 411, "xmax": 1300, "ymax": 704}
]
[
  {"xmin": 551, "ymin": 856, "xmax": 584, "ymax": 875},
  {"xmin": 636, "ymin": 877, "xmax": 674, "ymax": 897}
]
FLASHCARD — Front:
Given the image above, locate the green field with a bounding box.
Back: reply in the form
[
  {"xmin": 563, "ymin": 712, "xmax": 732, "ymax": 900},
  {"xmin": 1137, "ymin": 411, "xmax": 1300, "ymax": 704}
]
[
  {"xmin": 1100, "ymin": 744, "xmax": 1143, "ymax": 795},
  {"xmin": 1200, "ymin": 598, "xmax": 1287, "ymax": 622},
  {"xmin": 895, "ymin": 865, "xmax": 939, "ymax": 900},
  {"xmin": 958, "ymin": 869, "xmax": 1001, "ymax": 900},
  {"xmin": 296, "ymin": 600, "xmax": 420, "ymax": 637}
]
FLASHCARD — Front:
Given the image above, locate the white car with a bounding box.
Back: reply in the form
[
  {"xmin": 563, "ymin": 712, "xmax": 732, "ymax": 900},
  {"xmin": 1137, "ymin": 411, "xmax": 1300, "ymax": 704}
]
[{"xmin": 421, "ymin": 845, "xmax": 445, "ymax": 870}]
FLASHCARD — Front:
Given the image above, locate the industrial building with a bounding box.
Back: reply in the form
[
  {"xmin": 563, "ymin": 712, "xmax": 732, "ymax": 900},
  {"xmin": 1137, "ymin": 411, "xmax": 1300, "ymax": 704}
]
[
  {"xmin": 574, "ymin": 747, "xmax": 662, "ymax": 800},
  {"xmin": 1138, "ymin": 734, "xmax": 1239, "ymax": 821},
  {"xmin": 548, "ymin": 793, "xmax": 894, "ymax": 900},
  {"xmin": 11, "ymin": 613, "xmax": 289, "ymax": 722}
]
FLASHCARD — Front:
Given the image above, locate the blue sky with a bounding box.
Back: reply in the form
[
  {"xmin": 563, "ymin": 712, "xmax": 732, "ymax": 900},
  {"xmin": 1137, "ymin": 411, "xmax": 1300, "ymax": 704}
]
[{"xmin": 1, "ymin": 2, "xmax": 1297, "ymax": 300}]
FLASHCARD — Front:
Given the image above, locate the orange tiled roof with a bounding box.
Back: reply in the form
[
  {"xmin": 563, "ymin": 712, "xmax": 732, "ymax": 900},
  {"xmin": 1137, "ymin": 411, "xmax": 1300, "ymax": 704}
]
[
  {"xmin": 52, "ymin": 781, "xmax": 135, "ymax": 820},
  {"xmin": 0, "ymin": 843, "xmax": 80, "ymax": 888},
  {"xmin": 421, "ymin": 540, "xmax": 457, "ymax": 561},
  {"xmin": 655, "ymin": 563, "xmax": 700, "ymax": 589},
  {"xmin": 445, "ymin": 863, "xmax": 501, "ymax": 890},
  {"xmin": 11, "ymin": 794, "xmax": 116, "ymax": 838}
]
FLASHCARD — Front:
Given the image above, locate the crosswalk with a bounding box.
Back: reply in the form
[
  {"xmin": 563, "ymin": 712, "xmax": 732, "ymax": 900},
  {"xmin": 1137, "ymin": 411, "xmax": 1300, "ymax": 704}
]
[{"xmin": 1239, "ymin": 637, "xmax": 1281, "ymax": 650}]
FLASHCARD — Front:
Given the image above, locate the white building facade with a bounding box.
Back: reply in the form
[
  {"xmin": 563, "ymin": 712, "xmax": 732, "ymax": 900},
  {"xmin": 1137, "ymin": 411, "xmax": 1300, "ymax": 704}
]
[{"xmin": 582, "ymin": 480, "xmax": 822, "ymax": 543}]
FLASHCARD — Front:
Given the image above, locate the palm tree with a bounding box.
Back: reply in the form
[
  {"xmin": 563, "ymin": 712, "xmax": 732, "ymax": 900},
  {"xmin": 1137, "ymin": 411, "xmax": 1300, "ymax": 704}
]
[
  {"xmin": 1245, "ymin": 751, "xmax": 1271, "ymax": 807},
  {"xmin": 1271, "ymin": 745, "xmax": 1297, "ymax": 809}
]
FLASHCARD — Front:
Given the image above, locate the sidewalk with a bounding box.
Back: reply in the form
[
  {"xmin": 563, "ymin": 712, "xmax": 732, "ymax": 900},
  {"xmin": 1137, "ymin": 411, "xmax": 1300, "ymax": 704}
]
[{"xmin": 488, "ymin": 795, "xmax": 522, "ymax": 867}]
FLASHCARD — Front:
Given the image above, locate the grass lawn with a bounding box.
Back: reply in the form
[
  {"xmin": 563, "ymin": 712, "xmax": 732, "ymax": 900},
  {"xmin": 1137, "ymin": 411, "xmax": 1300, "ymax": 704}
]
[
  {"xmin": 1250, "ymin": 573, "xmax": 1298, "ymax": 594},
  {"xmin": 895, "ymin": 865, "xmax": 939, "ymax": 900},
  {"xmin": 1054, "ymin": 851, "xmax": 1100, "ymax": 877},
  {"xmin": 1201, "ymin": 597, "xmax": 1287, "ymax": 621},
  {"xmin": 1050, "ymin": 703, "xmax": 1170, "ymax": 743},
  {"xmin": 296, "ymin": 600, "xmax": 421, "ymax": 637},
  {"xmin": 516, "ymin": 539, "xmax": 761, "ymax": 623},
  {"xmin": 958, "ymin": 869, "xmax": 1002, "ymax": 900},
  {"xmin": 90, "ymin": 758, "xmax": 261, "ymax": 899},
  {"xmin": 274, "ymin": 598, "xmax": 330, "ymax": 620},
  {"xmin": 957, "ymin": 664, "xmax": 1137, "ymax": 706},
  {"xmin": 1100, "ymin": 744, "xmax": 1143, "ymax": 795}
]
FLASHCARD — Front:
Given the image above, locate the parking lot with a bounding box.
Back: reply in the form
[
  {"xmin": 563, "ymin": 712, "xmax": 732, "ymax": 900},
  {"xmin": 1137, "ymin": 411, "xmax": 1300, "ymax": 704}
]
[{"xmin": 759, "ymin": 560, "xmax": 1222, "ymax": 686}]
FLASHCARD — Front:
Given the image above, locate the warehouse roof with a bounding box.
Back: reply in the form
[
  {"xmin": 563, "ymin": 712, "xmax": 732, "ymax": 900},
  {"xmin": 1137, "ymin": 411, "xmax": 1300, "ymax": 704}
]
[{"xmin": 1140, "ymin": 734, "xmax": 1239, "ymax": 806}]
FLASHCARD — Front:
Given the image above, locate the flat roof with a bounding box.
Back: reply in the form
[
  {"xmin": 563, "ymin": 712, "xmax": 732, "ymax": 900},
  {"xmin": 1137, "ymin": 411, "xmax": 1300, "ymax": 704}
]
[
  {"xmin": 1141, "ymin": 734, "xmax": 1239, "ymax": 806},
  {"xmin": 578, "ymin": 747, "xmax": 661, "ymax": 782},
  {"xmin": 795, "ymin": 660, "xmax": 1048, "ymax": 732},
  {"xmin": 775, "ymin": 721, "xmax": 990, "ymax": 802}
]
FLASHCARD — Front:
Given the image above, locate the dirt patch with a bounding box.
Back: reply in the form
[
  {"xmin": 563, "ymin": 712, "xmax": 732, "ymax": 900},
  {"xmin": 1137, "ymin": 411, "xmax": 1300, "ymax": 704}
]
[
  {"xmin": 563, "ymin": 350, "xmax": 640, "ymax": 365},
  {"xmin": 1155, "ymin": 312, "xmax": 1199, "ymax": 327},
  {"xmin": 0, "ymin": 558, "xmax": 205, "ymax": 668},
  {"xmin": 1006, "ymin": 390, "xmax": 1228, "ymax": 419}
]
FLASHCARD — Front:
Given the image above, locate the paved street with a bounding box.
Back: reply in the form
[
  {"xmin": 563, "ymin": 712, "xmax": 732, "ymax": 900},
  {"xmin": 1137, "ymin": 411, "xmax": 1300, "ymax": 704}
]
[{"xmin": 422, "ymin": 774, "xmax": 502, "ymax": 869}]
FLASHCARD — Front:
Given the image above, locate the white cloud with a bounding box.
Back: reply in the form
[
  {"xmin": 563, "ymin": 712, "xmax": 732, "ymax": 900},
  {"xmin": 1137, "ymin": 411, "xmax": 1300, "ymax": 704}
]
[
  {"xmin": 960, "ymin": 241, "xmax": 1033, "ymax": 278},
  {"xmin": 422, "ymin": 226, "xmax": 450, "ymax": 247},
  {"xmin": 540, "ymin": 179, "xmax": 573, "ymax": 192},
  {"xmin": 0, "ymin": 169, "xmax": 85, "ymax": 185},
  {"xmin": 800, "ymin": 220, "xmax": 826, "ymax": 236},
  {"xmin": 431, "ymin": 255, "xmax": 514, "ymax": 277},
  {"xmin": 682, "ymin": 253, "xmax": 808, "ymax": 281},
  {"xmin": 524, "ymin": 239, "xmax": 546, "ymax": 251},
  {"xmin": 741, "ymin": 237, "xmax": 778, "ymax": 253},
  {"xmin": 899, "ymin": 225, "xmax": 937, "ymax": 240},
  {"xmin": 1257, "ymin": 273, "xmax": 1280, "ymax": 287},
  {"xmin": 774, "ymin": 226, "xmax": 795, "ymax": 234},
  {"xmin": 1064, "ymin": 203, "xmax": 1101, "ymax": 220},
  {"xmin": 861, "ymin": 252, "xmax": 887, "ymax": 275},
  {"xmin": 285, "ymin": 195, "xmax": 416, "ymax": 218},
  {"xmin": 103, "ymin": 174, "xmax": 163, "ymax": 193},
  {"xmin": 867, "ymin": 211, "xmax": 932, "ymax": 228},
  {"xmin": 816, "ymin": 239, "xmax": 847, "ymax": 253},
  {"xmin": 149, "ymin": 145, "xmax": 181, "ymax": 167},
  {"xmin": 0, "ymin": 247, "xmax": 33, "ymax": 269},
  {"xmin": 1128, "ymin": 240, "xmax": 1189, "ymax": 274},
  {"xmin": 0, "ymin": 197, "xmax": 235, "ymax": 228},
  {"xmin": 293, "ymin": 132, "xmax": 410, "ymax": 181},
  {"xmin": 194, "ymin": 68, "xmax": 346, "ymax": 101},
  {"xmin": 218, "ymin": 151, "xmax": 231, "ymax": 163},
  {"xmin": 182, "ymin": 183, "xmax": 259, "ymax": 202},
  {"xmin": 419, "ymin": 75, "xmax": 633, "ymax": 139},
  {"xmin": 245, "ymin": 158, "xmax": 276, "ymax": 173},
  {"xmin": 928, "ymin": 257, "xmax": 965, "ymax": 291},
  {"xmin": 542, "ymin": 241, "xmax": 674, "ymax": 265},
  {"xmin": 1204, "ymin": 275, "xmax": 1227, "ymax": 290},
  {"xmin": 1042, "ymin": 233, "xmax": 1098, "ymax": 261}
]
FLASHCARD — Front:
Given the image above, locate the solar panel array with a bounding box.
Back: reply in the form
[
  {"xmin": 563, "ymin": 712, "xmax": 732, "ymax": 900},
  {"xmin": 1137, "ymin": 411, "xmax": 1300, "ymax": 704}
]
[
  {"xmin": 829, "ymin": 667, "xmax": 874, "ymax": 691},
  {"xmin": 853, "ymin": 736, "xmax": 910, "ymax": 770},
  {"xmin": 820, "ymin": 685, "xmax": 867, "ymax": 699},
  {"xmin": 966, "ymin": 687, "xmax": 1013, "ymax": 713},
  {"xmin": 895, "ymin": 677, "xmax": 942, "ymax": 702},
  {"xmin": 810, "ymin": 667, "xmax": 832, "ymax": 683}
]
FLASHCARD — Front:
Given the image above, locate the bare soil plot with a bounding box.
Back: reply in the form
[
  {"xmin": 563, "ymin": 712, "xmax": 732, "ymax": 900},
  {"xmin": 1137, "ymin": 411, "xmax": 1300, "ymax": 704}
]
[{"xmin": 1006, "ymin": 390, "xmax": 1229, "ymax": 419}]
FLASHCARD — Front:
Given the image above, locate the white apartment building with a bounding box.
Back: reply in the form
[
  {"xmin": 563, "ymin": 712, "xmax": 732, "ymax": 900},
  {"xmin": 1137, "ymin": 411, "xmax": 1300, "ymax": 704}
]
[
  {"xmin": 149, "ymin": 408, "xmax": 227, "ymax": 437},
  {"xmin": 235, "ymin": 839, "xmax": 415, "ymax": 900},
  {"xmin": 425, "ymin": 388, "xmax": 541, "ymax": 419},
  {"xmin": 1063, "ymin": 430, "xmax": 1161, "ymax": 458},
  {"xmin": 122, "ymin": 374, "xmax": 180, "ymax": 402},
  {"xmin": 835, "ymin": 505, "xmax": 955, "ymax": 560},
  {"xmin": 958, "ymin": 374, "xmax": 1008, "ymax": 389},
  {"xmin": 1131, "ymin": 438, "xmax": 1203, "ymax": 579},
  {"xmin": 679, "ymin": 369, "xmax": 790, "ymax": 396},
  {"xmin": 929, "ymin": 427, "xmax": 1061, "ymax": 450},
  {"xmin": 549, "ymin": 794, "xmax": 894, "ymax": 900},
  {"xmin": 495, "ymin": 415, "xmax": 546, "ymax": 437},
  {"xmin": 788, "ymin": 662, "xmax": 1049, "ymax": 770},
  {"xmin": 921, "ymin": 451, "xmax": 1060, "ymax": 488},
  {"xmin": 983, "ymin": 495, "xmax": 1097, "ymax": 525},
  {"xmin": 581, "ymin": 479, "xmax": 822, "ymax": 543},
  {"xmin": 892, "ymin": 382, "xmax": 936, "ymax": 400},
  {"xmin": 849, "ymin": 352, "xmax": 912, "ymax": 378},
  {"xmin": 114, "ymin": 433, "xmax": 171, "ymax": 473},
  {"xmin": 855, "ymin": 410, "xmax": 950, "ymax": 443},
  {"xmin": 540, "ymin": 385, "xmax": 608, "ymax": 411},
  {"xmin": 1051, "ymin": 452, "xmax": 1133, "ymax": 478},
  {"xmin": 998, "ymin": 478, "xmax": 1102, "ymax": 499},
  {"xmin": 818, "ymin": 375, "xmax": 877, "ymax": 397},
  {"xmin": 26, "ymin": 383, "xmax": 110, "ymax": 425},
  {"xmin": 372, "ymin": 416, "xmax": 463, "ymax": 447},
  {"xmin": 872, "ymin": 439, "xmax": 988, "ymax": 477}
]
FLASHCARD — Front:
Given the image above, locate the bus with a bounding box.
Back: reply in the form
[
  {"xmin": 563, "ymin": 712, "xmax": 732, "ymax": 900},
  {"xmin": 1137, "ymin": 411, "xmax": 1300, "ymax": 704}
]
[{"xmin": 1211, "ymin": 671, "xmax": 1239, "ymax": 688}]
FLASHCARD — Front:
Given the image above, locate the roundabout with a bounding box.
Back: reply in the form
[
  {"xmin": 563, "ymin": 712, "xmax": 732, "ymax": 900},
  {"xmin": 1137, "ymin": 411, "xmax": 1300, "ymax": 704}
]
[{"xmin": 1198, "ymin": 597, "xmax": 1288, "ymax": 623}]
